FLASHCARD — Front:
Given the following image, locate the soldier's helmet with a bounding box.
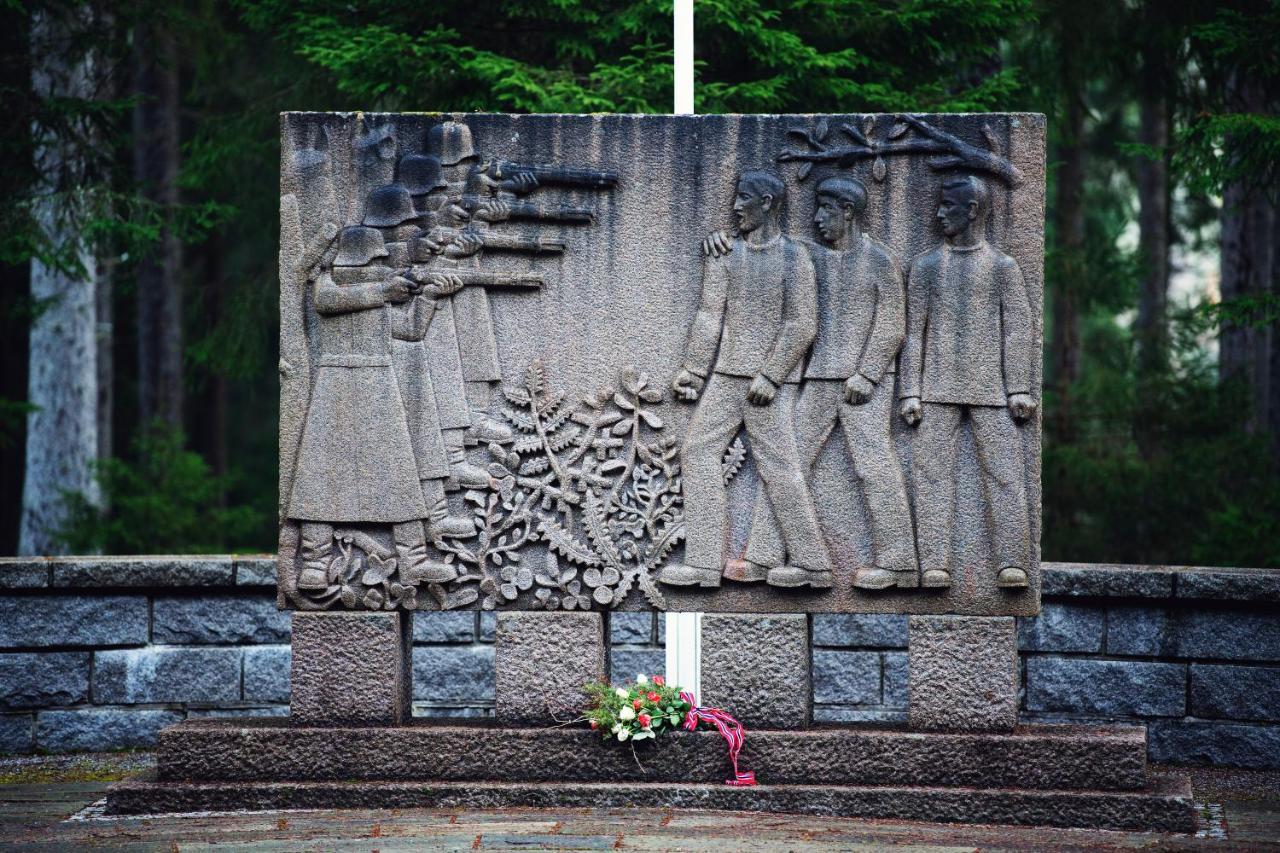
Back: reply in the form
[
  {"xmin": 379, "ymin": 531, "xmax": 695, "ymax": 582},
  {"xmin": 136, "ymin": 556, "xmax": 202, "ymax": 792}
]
[
  {"xmin": 362, "ymin": 183, "xmax": 417, "ymax": 228},
  {"xmin": 396, "ymin": 154, "xmax": 448, "ymax": 195},
  {"xmin": 427, "ymin": 121, "xmax": 476, "ymax": 166},
  {"xmin": 333, "ymin": 225, "xmax": 388, "ymax": 267}
]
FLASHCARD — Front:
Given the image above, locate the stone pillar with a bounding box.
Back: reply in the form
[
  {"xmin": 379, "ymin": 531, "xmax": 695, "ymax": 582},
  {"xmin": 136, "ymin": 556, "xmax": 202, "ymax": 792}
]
[
  {"xmin": 495, "ymin": 612, "xmax": 606, "ymax": 726},
  {"xmin": 290, "ymin": 611, "xmax": 412, "ymax": 727},
  {"xmin": 908, "ymin": 615, "xmax": 1017, "ymax": 732},
  {"xmin": 699, "ymin": 614, "xmax": 810, "ymax": 729}
]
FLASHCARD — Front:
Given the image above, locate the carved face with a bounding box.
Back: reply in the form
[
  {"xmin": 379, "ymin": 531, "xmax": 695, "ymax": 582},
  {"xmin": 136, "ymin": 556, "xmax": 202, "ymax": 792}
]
[
  {"xmin": 813, "ymin": 194, "xmax": 849, "ymax": 243},
  {"xmin": 937, "ymin": 188, "xmax": 976, "ymax": 237},
  {"xmin": 732, "ymin": 181, "xmax": 771, "ymax": 234}
]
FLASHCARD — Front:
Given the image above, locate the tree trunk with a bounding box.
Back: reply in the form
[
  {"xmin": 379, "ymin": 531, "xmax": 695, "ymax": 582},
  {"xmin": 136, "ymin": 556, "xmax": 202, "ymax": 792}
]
[
  {"xmin": 1049, "ymin": 55, "xmax": 1085, "ymax": 441},
  {"xmin": 20, "ymin": 9, "xmax": 100, "ymax": 555},
  {"xmin": 132, "ymin": 19, "xmax": 183, "ymax": 428},
  {"xmin": 1218, "ymin": 72, "xmax": 1277, "ymax": 456},
  {"xmin": 1135, "ymin": 87, "xmax": 1171, "ymax": 379}
]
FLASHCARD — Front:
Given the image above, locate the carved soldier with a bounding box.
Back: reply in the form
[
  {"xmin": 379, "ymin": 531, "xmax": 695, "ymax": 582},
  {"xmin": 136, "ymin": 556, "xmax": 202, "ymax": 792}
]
[
  {"xmin": 426, "ymin": 121, "xmax": 515, "ymax": 446},
  {"xmin": 364, "ymin": 178, "xmax": 490, "ymax": 492},
  {"xmin": 288, "ymin": 225, "xmax": 456, "ymax": 590},
  {"xmin": 899, "ymin": 174, "xmax": 1036, "ymax": 590},
  {"xmin": 662, "ymin": 170, "xmax": 832, "ymax": 589},
  {"xmin": 708, "ymin": 177, "xmax": 919, "ymax": 590}
]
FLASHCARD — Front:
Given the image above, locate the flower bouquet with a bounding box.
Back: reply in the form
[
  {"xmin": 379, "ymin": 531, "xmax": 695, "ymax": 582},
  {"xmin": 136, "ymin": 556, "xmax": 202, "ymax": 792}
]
[
  {"xmin": 580, "ymin": 673, "xmax": 756, "ymax": 785},
  {"xmin": 584, "ymin": 673, "xmax": 689, "ymax": 743}
]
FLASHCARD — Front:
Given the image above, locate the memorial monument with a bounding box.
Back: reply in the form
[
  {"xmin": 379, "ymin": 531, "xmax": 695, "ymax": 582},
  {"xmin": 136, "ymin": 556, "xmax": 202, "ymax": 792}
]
[{"xmin": 106, "ymin": 113, "xmax": 1196, "ymax": 833}]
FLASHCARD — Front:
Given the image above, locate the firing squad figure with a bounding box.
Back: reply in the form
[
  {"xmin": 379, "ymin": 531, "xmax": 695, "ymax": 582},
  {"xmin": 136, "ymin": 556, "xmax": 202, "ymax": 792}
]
[
  {"xmin": 898, "ymin": 174, "xmax": 1036, "ymax": 590},
  {"xmin": 662, "ymin": 170, "xmax": 832, "ymax": 590}
]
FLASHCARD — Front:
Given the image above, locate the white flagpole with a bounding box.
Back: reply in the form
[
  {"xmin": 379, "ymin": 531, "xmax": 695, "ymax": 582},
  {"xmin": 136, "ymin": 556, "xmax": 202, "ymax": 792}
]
[{"xmin": 665, "ymin": 0, "xmax": 702, "ymax": 702}]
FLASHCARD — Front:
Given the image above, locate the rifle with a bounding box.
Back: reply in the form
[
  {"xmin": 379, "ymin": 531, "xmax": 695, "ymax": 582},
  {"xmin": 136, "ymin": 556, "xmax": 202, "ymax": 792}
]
[
  {"xmin": 412, "ymin": 227, "xmax": 565, "ymax": 261},
  {"xmin": 457, "ymin": 195, "xmax": 595, "ymax": 223},
  {"xmin": 484, "ymin": 160, "xmax": 619, "ymax": 191},
  {"xmin": 407, "ymin": 266, "xmax": 544, "ymax": 289}
]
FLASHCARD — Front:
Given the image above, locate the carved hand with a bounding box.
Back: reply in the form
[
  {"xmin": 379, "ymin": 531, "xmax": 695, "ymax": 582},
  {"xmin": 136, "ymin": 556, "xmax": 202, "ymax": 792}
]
[
  {"xmin": 507, "ymin": 171, "xmax": 539, "ymax": 195},
  {"xmin": 671, "ymin": 369, "xmax": 704, "ymax": 402},
  {"xmin": 746, "ymin": 374, "xmax": 778, "ymax": 406},
  {"xmin": 899, "ymin": 396, "xmax": 923, "ymax": 426},
  {"xmin": 844, "ymin": 374, "xmax": 875, "ymax": 405},
  {"xmin": 424, "ymin": 272, "xmax": 465, "ymax": 297},
  {"xmin": 382, "ymin": 275, "xmax": 418, "ymax": 304},
  {"xmin": 701, "ymin": 229, "xmax": 734, "ymax": 258},
  {"xmin": 445, "ymin": 231, "xmax": 484, "ymax": 259},
  {"xmin": 475, "ymin": 199, "xmax": 511, "ymax": 223},
  {"xmin": 1007, "ymin": 393, "xmax": 1037, "ymax": 420}
]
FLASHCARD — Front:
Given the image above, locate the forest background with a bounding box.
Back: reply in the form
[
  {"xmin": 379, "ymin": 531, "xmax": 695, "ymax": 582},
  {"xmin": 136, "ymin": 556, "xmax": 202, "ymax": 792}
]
[{"xmin": 2, "ymin": 0, "xmax": 1278, "ymax": 567}]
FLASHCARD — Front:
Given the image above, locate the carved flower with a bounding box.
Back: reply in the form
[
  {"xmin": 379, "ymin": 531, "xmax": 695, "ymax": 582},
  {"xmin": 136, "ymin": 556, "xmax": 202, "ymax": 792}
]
[
  {"xmin": 532, "ymin": 587, "xmax": 560, "ymax": 610},
  {"xmin": 387, "ymin": 582, "xmax": 418, "ymax": 610},
  {"xmin": 361, "ymin": 554, "xmax": 397, "ymax": 587},
  {"xmin": 560, "ymin": 579, "xmax": 591, "ymax": 610},
  {"xmin": 362, "ymin": 587, "xmax": 385, "ymax": 609},
  {"xmin": 582, "ymin": 566, "xmax": 621, "ymax": 605}
]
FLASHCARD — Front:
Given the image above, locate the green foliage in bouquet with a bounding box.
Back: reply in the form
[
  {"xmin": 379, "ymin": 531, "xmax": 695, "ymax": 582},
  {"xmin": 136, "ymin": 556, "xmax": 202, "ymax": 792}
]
[{"xmin": 584, "ymin": 675, "xmax": 691, "ymax": 743}]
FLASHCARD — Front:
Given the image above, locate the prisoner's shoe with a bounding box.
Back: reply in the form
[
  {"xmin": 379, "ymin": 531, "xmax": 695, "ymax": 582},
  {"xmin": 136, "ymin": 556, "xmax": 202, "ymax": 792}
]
[
  {"xmin": 427, "ymin": 514, "xmax": 477, "ymax": 540},
  {"xmin": 767, "ymin": 565, "xmax": 833, "ymax": 589},
  {"xmin": 921, "ymin": 569, "xmax": 952, "ymax": 589},
  {"xmin": 658, "ymin": 563, "xmax": 722, "ymax": 588},
  {"xmin": 447, "ymin": 460, "xmax": 491, "ymax": 491},
  {"xmin": 853, "ymin": 567, "xmax": 918, "ymax": 591},
  {"xmin": 724, "ymin": 558, "xmax": 770, "ymax": 583},
  {"xmin": 465, "ymin": 414, "xmax": 514, "ymax": 445},
  {"xmin": 997, "ymin": 566, "xmax": 1029, "ymax": 589}
]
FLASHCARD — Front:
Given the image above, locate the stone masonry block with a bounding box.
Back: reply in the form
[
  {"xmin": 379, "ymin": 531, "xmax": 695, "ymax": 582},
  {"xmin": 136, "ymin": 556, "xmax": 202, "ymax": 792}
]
[
  {"xmin": 610, "ymin": 649, "xmax": 664, "ymax": 686},
  {"xmin": 0, "ymin": 714, "xmax": 33, "ymax": 753},
  {"xmin": 413, "ymin": 612, "xmax": 475, "ymax": 643},
  {"xmin": 1148, "ymin": 720, "xmax": 1280, "ymax": 770},
  {"xmin": 1190, "ymin": 664, "xmax": 1280, "ymax": 722},
  {"xmin": 813, "ymin": 650, "xmax": 880, "ymax": 705},
  {"xmin": 495, "ymin": 613, "xmax": 605, "ymax": 725},
  {"xmin": 0, "ymin": 652, "xmax": 89, "ymax": 709},
  {"xmin": 908, "ymin": 616, "xmax": 1017, "ymax": 732},
  {"xmin": 1107, "ymin": 606, "xmax": 1280, "ymax": 661},
  {"xmin": 244, "ymin": 645, "xmax": 291, "ymax": 703},
  {"xmin": 610, "ymin": 612, "xmax": 653, "ymax": 645},
  {"xmin": 37, "ymin": 708, "xmax": 183, "ymax": 753},
  {"xmin": 93, "ymin": 647, "xmax": 242, "ymax": 704},
  {"xmin": 0, "ymin": 595, "xmax": 148, "ymax": 648},
  {"xmin": 883, "ymin": 652, "xmax": 908, "ymax": 707},
  {"xmin": 234, "ymin": 557, "xmax": 277, "ymax": 586},
  {"xmin": 291, "ymin": 612, "xmax": 411, "ymax": 726},
  {"xmin": 412, "ymin": 645, "xmax": 495, "ymax": 704},
  {"xmin": 812, "ymin": 614, "xmax": 908, "ymax": 648},
  {"xmin": 51, "ymin": 557, "xmax": 233, "ymax": 587},
  {"xmin": 479, "ymin": 612, "xmax": 496, "ymax": 642},
  {"xmin": 1025, "ymin": 657, "xmax": 1185, "ymax": 717},
  {"xmin": 1017, "ymin": 603, "xmax": 1104, "ymax": 652},
  {"xmin": 701, "ymin": 614, "xmax": 810, "ymax": 729},
  {"xmin": 153, "ymin": 595, "xmax": 290, "ymax": 644}
]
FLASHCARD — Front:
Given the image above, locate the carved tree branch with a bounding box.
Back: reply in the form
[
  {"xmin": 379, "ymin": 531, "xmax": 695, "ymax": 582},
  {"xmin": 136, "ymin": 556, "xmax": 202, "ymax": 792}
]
[{"xmin": 777, "ymin": 114, "xmax": 1024, "ymax": 187}]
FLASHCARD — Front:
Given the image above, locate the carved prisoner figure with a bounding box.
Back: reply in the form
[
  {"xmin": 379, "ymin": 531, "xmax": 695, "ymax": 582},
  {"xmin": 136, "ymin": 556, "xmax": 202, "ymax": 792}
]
[
  {"xmin": 899, "ymin": 174, "xmax": 1036, "ymax": 590},
  {"xmin": 664, "ymin": 170, "xmax": 832, "ymax": 590},
  {"xmin": 729, "ymin": 177, "xmax": 918, "ymax": 591}
]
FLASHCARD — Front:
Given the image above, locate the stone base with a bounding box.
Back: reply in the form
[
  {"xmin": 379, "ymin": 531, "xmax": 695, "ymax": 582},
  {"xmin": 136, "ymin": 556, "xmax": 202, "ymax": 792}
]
[
  {"xmin": 494, "ymin": 612, "xmax": 606, "ymax": 725},
  {"xmin": 908, "ymin": 615, "xmax": 1018, "ymax": 732},
  {"xmin": 700, "ymin": 614, "xmax": 810, "ymax": 729},
  {"xmin": 107, "ymin": 718, "xmax": 1197, "ymax": 833},
  {"xmin": 290, "ymin": 611, "xmax": 412, "ymax": 726},
  {"xmin": 106, "ymin": 774, "xmax": 1196, "ymax": 833}
]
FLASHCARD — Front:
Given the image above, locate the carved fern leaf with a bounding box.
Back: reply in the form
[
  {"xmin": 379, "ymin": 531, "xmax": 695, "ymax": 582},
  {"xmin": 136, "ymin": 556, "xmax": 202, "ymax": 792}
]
[
  {"xmin": 502, "ymin": 405, "xmax": 537, "ymax": 432},
  {"xmin": 502, "ymin": 385, "xmax": 532, "ymax": 406},
  {"xmin": 524, "ymin": 360, "xmax": 547, "ymax": 398},
  {"xmin": 546, "ymin": 425, "xmax": 580, "ymax": 453},
  {"xmin": 543, "ymin": 402, "xmax": 575, "ymax": 434},
  {"xmin": 722, "ymin": 436, "xmax": 747, "ymax": 484},
  {"xmin": 519, "ymin": 456, "xmax": 551, "ymax": 476},
  {"xmin": 637, "ymin": 572, "xmax": 667, "ymax": 610},
  {"xmin": 512, "ymin": 433, "xmax": 543, "ymax": 454},
  {"xmin": 538, "ymin": 518, "xmax": 602, "ymax": 567}
]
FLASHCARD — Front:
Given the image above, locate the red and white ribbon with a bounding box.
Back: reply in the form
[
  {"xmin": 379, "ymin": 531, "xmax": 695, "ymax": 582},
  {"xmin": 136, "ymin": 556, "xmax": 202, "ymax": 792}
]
[{"xmin": 679, "ymin": 691, "xmax": 757, "ymax": 786}]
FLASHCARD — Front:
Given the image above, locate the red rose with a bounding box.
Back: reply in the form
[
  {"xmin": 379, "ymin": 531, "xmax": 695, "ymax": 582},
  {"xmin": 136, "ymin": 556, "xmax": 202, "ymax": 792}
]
[
  {"xmin": 652, "ymin": 676, "xmax": 664, "ymax": 686},
  {"xmin": 590, "ymin": 720, "xmax": 598, "ymax": 729},
  {"xmin": 632, "ymin": 698, "xmax": 643, "ymax": 710},
  {"xmin": 647, "ymin": 692, "xmax": 661, "ymax": 702},
  {"xmin": 638, "ymin": 713, "xmax": 651, "ymax": 727}
]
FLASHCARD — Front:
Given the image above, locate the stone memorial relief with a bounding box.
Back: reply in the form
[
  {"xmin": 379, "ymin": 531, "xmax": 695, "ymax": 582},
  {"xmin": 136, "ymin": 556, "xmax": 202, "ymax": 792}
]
[{"xmin": 278, "ymin": 113, "xmax": 1044, "ymax": 616}]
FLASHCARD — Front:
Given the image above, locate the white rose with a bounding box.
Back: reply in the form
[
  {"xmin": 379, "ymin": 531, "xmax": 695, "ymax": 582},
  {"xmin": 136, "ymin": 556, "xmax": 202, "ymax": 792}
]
[
  {"xmin": 636, "ymin": 674, "xmax": 648, "ymax": 684},
  {"xmin": 617, "ymin": 728, "xmax": 630, "ymax": 742},
  {"xmin": 619, "ymin": 706, "xmax": 636, "ymax": 721},
  {"xmin": 615, "ymin": 688, "xmax": 629, "ymax": 699}
]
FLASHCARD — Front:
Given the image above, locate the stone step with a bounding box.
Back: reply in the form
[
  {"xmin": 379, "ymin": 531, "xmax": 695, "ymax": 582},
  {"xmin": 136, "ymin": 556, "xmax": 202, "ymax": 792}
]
[
  {"xmin": 105, "ymin": 773, "xmax": 1198, "ymax": 833},
  {"xmin": 155, "ymin": 718, "xmax": 1149, "ymax": 791}
]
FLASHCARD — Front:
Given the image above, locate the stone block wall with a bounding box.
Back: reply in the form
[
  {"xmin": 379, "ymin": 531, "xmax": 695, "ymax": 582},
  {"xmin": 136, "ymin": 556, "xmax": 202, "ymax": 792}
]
[{"xmin": 1, "ymin": 557, "xmax": 1277, "ymax": 769}]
